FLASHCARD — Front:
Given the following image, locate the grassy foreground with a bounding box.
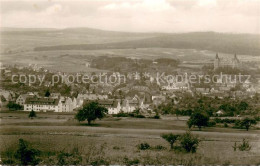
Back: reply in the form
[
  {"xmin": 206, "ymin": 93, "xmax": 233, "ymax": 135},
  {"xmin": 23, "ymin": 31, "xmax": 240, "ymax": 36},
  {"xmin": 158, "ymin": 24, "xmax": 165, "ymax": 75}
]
[{"xmin": 0, "ymin": 112, "xmax": 260, "ymax": 165}]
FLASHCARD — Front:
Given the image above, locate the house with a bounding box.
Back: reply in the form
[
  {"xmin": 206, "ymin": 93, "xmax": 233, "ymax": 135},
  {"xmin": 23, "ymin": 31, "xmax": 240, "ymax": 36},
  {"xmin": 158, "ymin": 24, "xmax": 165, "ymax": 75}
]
[
  {"xmin": 50, "ymin": 93, "xmax": 61, "ymax": 99},
  {"xmin": 27, "ymin": 92, "xmax": 39, "ymax": 97},
  {"xmin": 58, "ymin": 97, "xmax": 76, "ymax": 112},
  {"xmin": 216, "ymin": 110, "xmax": 224, "ymax": 116},
  {"xmin": 24, "ymin": 97, "xmax": 59, "ymax": 112},
  {"xmin": 152, "ymin": 95, "xmax": 166, "ymax": 106},
  {"xmin": 16, "ymin": 94, "xmax": 28, "ymax": 105},
  {"xmin": 121, "ymin": 98, "xmax": 141, "ymax": 113},
  {"xmin": 96, "ymin": 98, "xmax": 144, "ymax": 114},
  {"xmin": 0, "ymin": 89, "xmax": 15, "ymax": 101},
  {"xmin": 98, "ymin": 99, "xmax": 121, "ymax": 114}
]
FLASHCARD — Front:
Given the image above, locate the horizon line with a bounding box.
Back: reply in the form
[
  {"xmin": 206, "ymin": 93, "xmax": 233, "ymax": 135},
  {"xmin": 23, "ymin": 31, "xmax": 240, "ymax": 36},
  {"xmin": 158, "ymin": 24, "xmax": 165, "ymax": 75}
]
[{"xmin": 1, "ymin": 26, "xmax": 259, "ymax": 35}]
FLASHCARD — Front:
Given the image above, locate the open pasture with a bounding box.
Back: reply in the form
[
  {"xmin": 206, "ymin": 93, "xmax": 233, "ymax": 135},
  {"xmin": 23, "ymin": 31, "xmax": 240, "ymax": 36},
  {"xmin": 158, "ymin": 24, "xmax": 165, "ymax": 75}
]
[{"xmin": 0, "ymin": 111, "xmax": 259, "ymax": 164}]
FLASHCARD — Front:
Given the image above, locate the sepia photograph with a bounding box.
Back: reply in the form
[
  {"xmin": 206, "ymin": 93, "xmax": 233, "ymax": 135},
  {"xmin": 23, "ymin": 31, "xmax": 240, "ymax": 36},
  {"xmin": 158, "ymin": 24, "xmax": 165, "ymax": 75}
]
[{"xmin": 0, "ymin": 0, "xmax": 260, "ymax": 165}]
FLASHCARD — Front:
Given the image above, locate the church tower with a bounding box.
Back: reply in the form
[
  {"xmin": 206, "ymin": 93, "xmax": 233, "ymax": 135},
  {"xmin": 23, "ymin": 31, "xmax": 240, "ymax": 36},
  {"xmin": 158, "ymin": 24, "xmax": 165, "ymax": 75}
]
[
  {"xmin": 214, "ymin": 53, "xmax": 220, "ymax": 70},
  {"xmin": 232, "ymin": 53, "xmax": 240, "ymax": 68}
]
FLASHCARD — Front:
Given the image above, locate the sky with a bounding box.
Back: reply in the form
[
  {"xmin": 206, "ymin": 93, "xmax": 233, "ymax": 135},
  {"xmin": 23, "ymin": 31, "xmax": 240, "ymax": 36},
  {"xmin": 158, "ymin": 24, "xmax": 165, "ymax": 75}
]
[{"xmin": 0, "ymin": 0, "xmax": 260, "ymax": 33}]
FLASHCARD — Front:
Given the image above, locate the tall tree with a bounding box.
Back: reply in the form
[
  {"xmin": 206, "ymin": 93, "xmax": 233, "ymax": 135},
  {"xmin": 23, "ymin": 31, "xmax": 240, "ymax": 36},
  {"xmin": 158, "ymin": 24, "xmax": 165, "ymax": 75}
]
[
  {"xmin": 75, "ymin": 102, "xmax": 108, "ymax": 125},
  {"xmin": 45, "ymin": 89, "xmax": 50, "ymax": 97},
  {"xmin": 161, "ymin": 133, "xmax": 180, "ymax": 149},
  {"xmin": 187, "ymin": 112, "xmax": 209, "ymax": 130},
  {"xmin": 240, "ymin": 117, "xmax": 257, "ymax": 131}
]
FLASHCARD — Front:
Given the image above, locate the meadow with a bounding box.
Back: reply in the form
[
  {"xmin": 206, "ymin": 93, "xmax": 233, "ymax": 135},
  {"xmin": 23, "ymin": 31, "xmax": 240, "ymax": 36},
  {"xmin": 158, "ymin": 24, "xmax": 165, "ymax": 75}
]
[{"xmin": 0, "ymin": 111, "xmax": 259, "ymax": 165}]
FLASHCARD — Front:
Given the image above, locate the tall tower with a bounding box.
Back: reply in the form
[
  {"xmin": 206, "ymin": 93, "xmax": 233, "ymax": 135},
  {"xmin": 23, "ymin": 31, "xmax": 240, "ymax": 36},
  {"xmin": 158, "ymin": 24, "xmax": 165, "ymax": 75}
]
[
  {"xmin": 232, "ymin": 53, "xmax": 240, "ymax": 68},
  {"xmin": 214, "ymin": 53, "xmax": 220, "ymax": 70}
]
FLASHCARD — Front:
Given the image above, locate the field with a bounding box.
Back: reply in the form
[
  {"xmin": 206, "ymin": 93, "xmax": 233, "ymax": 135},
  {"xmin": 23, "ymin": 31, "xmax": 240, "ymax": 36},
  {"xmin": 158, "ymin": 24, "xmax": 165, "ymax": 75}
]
[
  {"xmin": 1, "ymin": 28, "xmax": 260, "ymax": 73},
  {"xmin": 2, "ymin": 48, "xmax": 260, "ymax": 73},
  {"xmin": 0, "ymin": 111, "xmax": 260, "ymax": 165}
]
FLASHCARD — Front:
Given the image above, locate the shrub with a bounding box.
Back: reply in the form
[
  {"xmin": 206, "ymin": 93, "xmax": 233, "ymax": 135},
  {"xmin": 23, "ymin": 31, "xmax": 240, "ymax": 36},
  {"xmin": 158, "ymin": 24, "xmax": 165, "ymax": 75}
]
[
  {"xmin": 113, "ymin": 112, "xmax": 129, "ymax": 117},
  {"xmin": 179, "ymin": 132, "xmax": 200, "ymax": 153},
  {"xmin": 123, "ymin": 157, "xmax": 140, "ymax": 165},
  {"xmin": 57, "ymin": 147, "xmax": 82, "ymax": 165},
  {"xmin": 207, "ymin": 121, "xmax": 216, "ymax": 127},
  {"xmin": 153, "ymin": 114, "xmax": 160, "ymax": 119},
  {"xmin": 113, "ymin": 146, "xmax": 120, "ymax": 150},
  {"xmin": 234, "ymin": 120, "xmax": 241, "ymax": 128},
  {"xmin": 238, "ymin": 139, "xmax": 251, "ymax": 151},
  {"xmin": 254, "ymin": 116, "xmax": 260, "ymax": 121},
  {"xmin": 224, "ymin": 123, "xmax": 228, "ymax": 127},
  {"xmin": 90, "ymin": 159, "xmax": 109, "ymax": 165},
  {"xmin": 135, "ymin": 114, "xmax": 145, "ymax": 118},
  {"xmin": 153, "ymin": 145, "xmax": 166, "ymax": 150},
  {"xmin": 137, "ymin": 143, "xmax": 150, "ymax": 150},
  {"xmin": 7, "ymin": 102, "xmax": 23, "ymax": 110},
  {"xmin": 15, "ymin": 139, "xmax": 41, "ymax": 165}
]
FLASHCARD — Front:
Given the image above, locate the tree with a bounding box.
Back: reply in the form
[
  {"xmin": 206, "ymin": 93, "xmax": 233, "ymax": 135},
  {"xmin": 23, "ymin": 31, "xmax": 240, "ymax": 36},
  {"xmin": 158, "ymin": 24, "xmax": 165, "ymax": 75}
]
[
  {"xmin": 174, "ymin": 108, "xmax": 181, "ymax": 120},
  {"xmin": 45, "ymin": 89, "xmax": 50, "ymax": 97},
  {"xmin": 161, "ymin": 133, "xmax": 180, "ymax": 149},
  {"xmin": 238, "ymin": 101, "xmax": 249, "ymax": 111},
  {"xmin": 75, "ymin": 102, "xmax": 108, "ymax": 125},
  {"xmin": 179, "ymin": 132, "xmax": 200, "ymax": 153},
  {"xmin": 240, "ymin": 117, "xmax": 257, "ymax": 131},
  {"xmin": 28, "ymin": 110, "xmax": 36, "ymax": 119},
  {"xmin": 187, "ymin": 112, "xmax": 209, "ymax": 130}
]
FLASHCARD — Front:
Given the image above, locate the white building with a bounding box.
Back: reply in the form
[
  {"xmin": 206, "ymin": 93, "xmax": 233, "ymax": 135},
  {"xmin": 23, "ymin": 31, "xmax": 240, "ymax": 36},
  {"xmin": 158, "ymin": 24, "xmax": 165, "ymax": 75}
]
[
  {"xmin": 24, "ymin": 97, "xmax": 59, "ymax": 112},
  {"xmin": 16, "ymin": 94, "xmax": 28, "ymax": 105}
]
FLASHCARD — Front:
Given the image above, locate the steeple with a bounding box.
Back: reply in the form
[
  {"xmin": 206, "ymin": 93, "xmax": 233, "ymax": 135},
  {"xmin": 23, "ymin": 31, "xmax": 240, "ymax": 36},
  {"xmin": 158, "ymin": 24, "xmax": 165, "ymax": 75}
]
[
  {"xmin": 234, "ymin": 53, "xmax": 237, "ymax": 59},
  {"xmin": 216, "ymin": 53, "xmax": 219, "ymax": 59}
]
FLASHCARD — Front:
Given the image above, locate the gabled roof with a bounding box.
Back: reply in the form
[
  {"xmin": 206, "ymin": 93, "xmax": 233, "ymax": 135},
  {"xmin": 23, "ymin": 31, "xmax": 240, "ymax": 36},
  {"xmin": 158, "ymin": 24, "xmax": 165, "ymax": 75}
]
[{"xmin": 25, "ymin": 97, "xmax": 59, "ymax": 106}]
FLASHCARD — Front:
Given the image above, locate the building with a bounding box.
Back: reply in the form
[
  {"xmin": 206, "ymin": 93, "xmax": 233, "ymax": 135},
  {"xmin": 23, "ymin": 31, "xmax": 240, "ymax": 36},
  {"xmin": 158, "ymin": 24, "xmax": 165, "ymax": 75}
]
[
  {"xmin": 16, "ymin": 94, "xmax": 28, "ymax": 105},
  {"xmin": 58, "ymin": 97, "xmax": 76, "ymax": 112},
  {"xmin": 96, "ymin": 98, "xmax": 144, "ymax": 114},
  {"xmin": 214, "ymin": 53, "xmax": 241, "ymax": 70},
  {"xmin": 24, "ymin": 97, "xmax": 59, "ymax": 112},
  {"xmin": 50, "ymin": 93, "xmax": 61, "ymax": 99}
]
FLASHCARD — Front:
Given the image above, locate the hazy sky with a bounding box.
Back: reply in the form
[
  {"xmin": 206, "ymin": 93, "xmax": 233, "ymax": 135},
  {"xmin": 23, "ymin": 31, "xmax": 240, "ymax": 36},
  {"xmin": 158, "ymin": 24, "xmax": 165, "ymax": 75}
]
[{"xmin": 1, "ymin": 0, "xmax": 260, "ymax": 33}]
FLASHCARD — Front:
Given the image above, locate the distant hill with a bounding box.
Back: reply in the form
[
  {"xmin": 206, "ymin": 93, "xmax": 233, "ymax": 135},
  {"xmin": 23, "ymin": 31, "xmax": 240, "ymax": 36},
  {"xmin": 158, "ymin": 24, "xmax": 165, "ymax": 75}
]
[
  {"xmin": 34, "ymin": 31, "xmax": 260, "ymax": 55},
  {"xmin": 2, "ymin": 27, "xmax": 260, "ymax": 55}
]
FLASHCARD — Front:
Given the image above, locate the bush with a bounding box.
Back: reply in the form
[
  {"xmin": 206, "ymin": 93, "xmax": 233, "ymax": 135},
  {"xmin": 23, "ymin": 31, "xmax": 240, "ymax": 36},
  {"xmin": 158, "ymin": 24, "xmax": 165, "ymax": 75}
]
[
  {"xmin": 15, "ymin": 139, "xmax": 41, "ymax": 165},
  {"xmin": 224, "ymin": 123, "xmax": 228, "ymax": 127},
  {"xmin": 137, "ymin": 143, "xmax": 151, "ymax": 150},
  {"xmin": 57, "ymin": 147, "xmax": 82, "ymax": 165},
  {"xmin": 153, "ymin": 114, "xmax": 160, "ymax": 119},
  {"xmin": 153, "ymin": 145, "xmax": 166, "ymax": 150},
  {"xmin": 238, "ymin": 139, "xmax": 251, "ymax": 151},
  {"xmin": 113, "ymin": 112, "xmax": 129, "ymax": 117},
  {"xmin": 90, "ymin": 159, "xmax": 109, "ymax": 166},
  {"xmin": 7, "ymin": 102, "xmax": 23, "ymax": 110},
  {"xmin": 254, "ymin": 116, "xmax": 260, "ymax": 121},
  {"xmin": 135, "ymin": 114, "xmax": 145, "ymax": 118},
  {"xmin": 207, "ymin": 121, "xmax": 216, "ymax": 127},
  {"xmin": 233, "ymin": 120, "xmax": 241, "ymax": 128},
  {"xmin": 179, "ymin": 132, "xmax": 200, "ymax": 153},
  {"xmin": 213, "ymin": 118, "xmax": 236, "ymax": 124},
  {"xmin": 123, "ymin": 157, "xmax": 140, "ymax": 165}
]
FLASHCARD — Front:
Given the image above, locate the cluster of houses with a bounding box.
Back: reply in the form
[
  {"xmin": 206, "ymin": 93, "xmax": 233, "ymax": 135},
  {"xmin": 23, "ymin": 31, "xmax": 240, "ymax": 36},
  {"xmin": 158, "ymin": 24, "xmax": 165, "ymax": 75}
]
[{"xmin": 1, "ymin": 89, "xmax": 154, "ymax": 114}]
